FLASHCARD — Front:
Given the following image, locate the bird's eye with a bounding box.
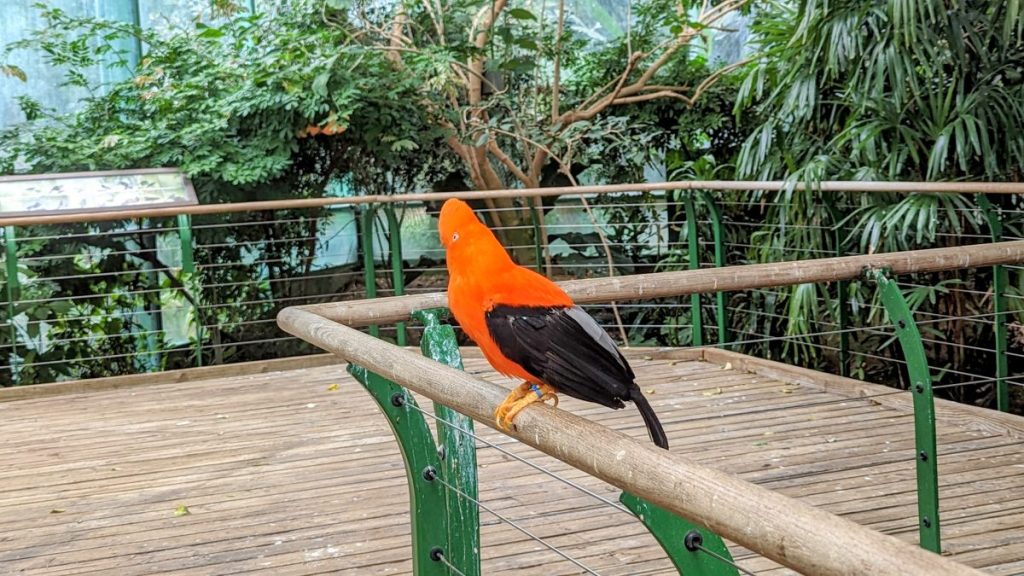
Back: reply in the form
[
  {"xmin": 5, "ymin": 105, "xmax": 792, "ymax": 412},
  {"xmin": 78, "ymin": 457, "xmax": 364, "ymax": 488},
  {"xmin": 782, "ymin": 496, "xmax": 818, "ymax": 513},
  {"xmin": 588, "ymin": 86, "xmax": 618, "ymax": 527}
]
[{"xmin": 451, "ymin": 232, "xmax": 460, "ymax": 242}]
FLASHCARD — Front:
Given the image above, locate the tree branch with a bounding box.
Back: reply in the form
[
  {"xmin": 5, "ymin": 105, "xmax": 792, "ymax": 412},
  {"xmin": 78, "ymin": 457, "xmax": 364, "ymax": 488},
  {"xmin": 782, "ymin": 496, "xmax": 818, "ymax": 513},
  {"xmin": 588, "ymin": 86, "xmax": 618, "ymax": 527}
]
[{"xmin": 551, "ymin": 0, "xmax": 566, "ymax": 123}]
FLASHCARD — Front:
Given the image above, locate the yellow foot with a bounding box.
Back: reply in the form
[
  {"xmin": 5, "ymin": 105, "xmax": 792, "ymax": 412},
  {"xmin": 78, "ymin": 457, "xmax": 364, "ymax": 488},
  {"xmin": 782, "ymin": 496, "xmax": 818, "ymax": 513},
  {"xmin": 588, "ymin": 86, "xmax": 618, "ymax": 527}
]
[{"xmin": 494, "ymin": 382, "xmax": 559, "ymax": 430}]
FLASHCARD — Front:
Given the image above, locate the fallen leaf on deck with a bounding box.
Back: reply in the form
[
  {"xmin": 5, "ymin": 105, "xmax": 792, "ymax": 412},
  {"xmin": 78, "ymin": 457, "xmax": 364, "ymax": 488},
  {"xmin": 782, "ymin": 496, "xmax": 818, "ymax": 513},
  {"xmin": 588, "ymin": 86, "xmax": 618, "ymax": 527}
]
[
  {"xmin": 702, "ymin": 387, "xmax": 723, "ymax": 396},
  {"xmin": 174, "ymin": 505, "xmax": 191, "ymax": 517},
  {"xmin": 49, "ymin": 509, "xmax": 65, "ymax": 514},
  {"xmin": 327, "ymin": 383, "xmax": 340, "ymax": 392}
]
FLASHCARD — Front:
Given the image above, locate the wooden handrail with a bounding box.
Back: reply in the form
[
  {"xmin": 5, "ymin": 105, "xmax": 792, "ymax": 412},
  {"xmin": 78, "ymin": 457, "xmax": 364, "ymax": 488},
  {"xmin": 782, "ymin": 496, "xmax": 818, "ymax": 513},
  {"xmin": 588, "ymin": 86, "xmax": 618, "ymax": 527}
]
[
  {"xmin": 294, "ymin": 239, "xmax": 1024, "ymax": 327},
  {"xmin": 2, "ymin": 179, "xmax": 1023, "ymax": 227},
  {"xmin": 276, "ymin": 306, "xmax": 985, "ymax": 576}
]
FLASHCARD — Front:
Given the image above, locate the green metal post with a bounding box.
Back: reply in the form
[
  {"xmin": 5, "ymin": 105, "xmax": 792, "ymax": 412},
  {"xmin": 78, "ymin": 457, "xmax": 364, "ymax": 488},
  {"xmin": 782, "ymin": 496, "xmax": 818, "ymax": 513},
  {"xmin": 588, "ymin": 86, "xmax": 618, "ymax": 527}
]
[
  {"xmin": 386, "ymin": 206, "xmax": 407, "ymax": 346},
  {"xmin": 3, "ymin": 226, "xmax": 20, "ymax": 384},
  {"xmin": 347, "ymin": 308, "xmax": 481, "ymax": 575},
  {"xmin": 360, "ymin": 205, "xmax": 380, "ymax": 338},
  {"xmin": 620, "ymin": 492, "xmax": 738, "ymax": 576},
  {"xmin": 698, "ymin": 191, "xmax": 728, "ymax": 346},
  {"xmin": 870, "ymin": 269, "xmax": 941, "ymax": 553},
  {"xmin": 348, "ymin": 365, "xmax": 450, "ymax": 576},
  {"xmin": 528, "ymin": 201, "xmax": 544, "ymax": 274},
  {"xmin": 177, "ymin": 214, "xmax": 203, "ymax": 367},
  {"xmin": 683, "ymin": 195, "xmax": 704, "ymax": 347},
  {"xmin": 414, "ymin": 308, "xmax": 481, "ymax": 576},
  {"xmin": 824, "ymin": 196, "xmax": 850, "ymax": 376},
  {"xmin": 977, "ymin": 195, "xmax": 1009, "ymax": 412}
]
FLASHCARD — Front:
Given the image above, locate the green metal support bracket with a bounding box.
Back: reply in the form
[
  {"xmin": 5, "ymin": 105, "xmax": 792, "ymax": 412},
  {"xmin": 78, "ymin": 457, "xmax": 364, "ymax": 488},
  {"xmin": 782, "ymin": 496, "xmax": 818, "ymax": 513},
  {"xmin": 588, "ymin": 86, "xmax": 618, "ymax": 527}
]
[
  {"xmin": 177, "ymin": 214, "xmax": 203, "ymax": 367},
  {"xmin": 360, "ymin": 205, "xmax": 380, "ymax": 338},
  {"xmin": 683, "ymin": 194, "xmax": 704, "ymax": 347},
  {"xmin": 698, "ymin": 191, "xmax": 729, "ymax": 346},
  {"xmin": 347, "ymin": 364, "xmax": 450, "ymax": 575},
  {"xmin": 869, "ymin": 269, "xmax": 941, "ymax": 553},
  {"xmin": 414, "ymin": 308, "xmax": 481, "ymax": 576},
  {"xmin": 977, "ymin": 195, "xmax": 1009, "ymax": 412},
  {"xmin": 620, "ymin": 492, "xmax": 738, "ymax": 576},
  {"xmin": 386, "ymin": 206, "xmax": 407, "ymax": 346},
  {"xmin": 824, "ymin": 196, "xmax": 850, "ymax": 377},
  {"xmin": 347, "ymin": 308, "xmax": 481, "ymax": 576},
  {"xmin": 2, "ymin": 226, "xmax": 20, "ymax": 384}
]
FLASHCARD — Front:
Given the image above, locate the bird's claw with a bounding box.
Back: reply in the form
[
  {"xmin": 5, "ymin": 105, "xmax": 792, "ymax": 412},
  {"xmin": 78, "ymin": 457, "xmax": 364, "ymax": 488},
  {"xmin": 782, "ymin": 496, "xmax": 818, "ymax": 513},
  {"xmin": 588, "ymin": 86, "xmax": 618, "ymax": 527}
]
[{"xmin": 494, "ymin": 382, "xmax": 559, "ymax": 430}]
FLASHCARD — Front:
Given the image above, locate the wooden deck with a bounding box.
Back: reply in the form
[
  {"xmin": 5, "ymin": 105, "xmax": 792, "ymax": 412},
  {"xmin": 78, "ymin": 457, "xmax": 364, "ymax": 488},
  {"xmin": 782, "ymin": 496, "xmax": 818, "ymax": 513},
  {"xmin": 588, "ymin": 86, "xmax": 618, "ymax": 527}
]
[{"xmin": 2, "ymin": 348, "xmax": 1024, "ymax": 575}]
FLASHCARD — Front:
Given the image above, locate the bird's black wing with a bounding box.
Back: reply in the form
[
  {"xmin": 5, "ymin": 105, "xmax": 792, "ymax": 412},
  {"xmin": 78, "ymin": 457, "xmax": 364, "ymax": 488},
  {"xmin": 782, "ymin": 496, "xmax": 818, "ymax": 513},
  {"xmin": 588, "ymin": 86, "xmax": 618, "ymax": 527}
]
[{"xmin": 485, "ymin": 305, "xmax": 635, "ymax": 409}]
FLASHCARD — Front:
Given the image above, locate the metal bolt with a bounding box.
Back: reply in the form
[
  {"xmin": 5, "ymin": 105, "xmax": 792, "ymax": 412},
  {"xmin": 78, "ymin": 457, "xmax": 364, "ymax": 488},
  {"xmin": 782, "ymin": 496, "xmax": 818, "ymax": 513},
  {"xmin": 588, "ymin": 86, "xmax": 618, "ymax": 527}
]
[
  {"xmin": 922, "ymin": 517, "xmax": 932, "ymax": 528},
  {"xmin": 429, "ymin": 547, "xmax": 444, "ymax": 562},
  {"xmin": 915, "ymin": 383, "xmax": 924, "ymax": 393},
  {"xmin": 919, "ymin": 451, "xmax": 928, "ymax": 462},
  {"xmin": 437, "ymin": 445, "xmax": 447, "ymax": 461},
  {"xmin": 422, "ymin": 466, "xmax": 437, "ymax": 482},
  {"xmin": 683, "ymin": 530, "xmax": 703, "ymax": 552},
  {"xmin": 390, "ymin": 393, "xmax": 405, "ymax": 407}
]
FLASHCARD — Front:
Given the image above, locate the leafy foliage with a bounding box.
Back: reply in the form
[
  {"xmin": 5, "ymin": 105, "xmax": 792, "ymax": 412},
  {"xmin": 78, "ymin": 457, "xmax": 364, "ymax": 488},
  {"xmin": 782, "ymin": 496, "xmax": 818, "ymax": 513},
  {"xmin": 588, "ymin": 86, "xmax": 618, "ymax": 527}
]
[
  {"xmin": 0, "ymin": 1, "xmax": 451, "ymax": 384},
  {"xmin": 736, "ymin": 0, "xmax": 1024, "ymax": 182}
]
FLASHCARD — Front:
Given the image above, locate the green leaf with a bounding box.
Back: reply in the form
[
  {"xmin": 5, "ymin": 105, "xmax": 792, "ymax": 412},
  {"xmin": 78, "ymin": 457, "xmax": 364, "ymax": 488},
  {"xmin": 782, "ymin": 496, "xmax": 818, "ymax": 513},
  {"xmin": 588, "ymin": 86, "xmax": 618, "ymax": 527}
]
[
  {"xmin": 195, "ymin": 24, "xmax": 224, "ymax": 39},
  {"xmin": 311, "ymin": 71, "xmax": 331, "ymax": 98},
  {"xmin": 506, "ymin": 8, "xmax": 536, "ymax": 20}
]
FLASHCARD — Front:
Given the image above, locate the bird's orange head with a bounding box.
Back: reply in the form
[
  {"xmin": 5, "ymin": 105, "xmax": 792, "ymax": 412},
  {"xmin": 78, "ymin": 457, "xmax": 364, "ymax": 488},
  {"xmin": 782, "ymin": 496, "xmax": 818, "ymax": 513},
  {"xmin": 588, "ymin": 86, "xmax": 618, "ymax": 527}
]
[
  {"xmin": 438, "ymin": 198, "xmax": 482, "ymax": 249},
  {"xmin": 438, "ymin": 198, "xmax": 514, "ymax": 277}
]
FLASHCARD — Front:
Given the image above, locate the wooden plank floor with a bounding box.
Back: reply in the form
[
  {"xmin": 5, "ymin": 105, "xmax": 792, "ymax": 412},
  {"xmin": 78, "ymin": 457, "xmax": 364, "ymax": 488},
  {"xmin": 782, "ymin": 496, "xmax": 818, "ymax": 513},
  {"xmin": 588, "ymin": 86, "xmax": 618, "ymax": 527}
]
[{"xmin": 2, "ymin": 348, "xmax": 1023, "ymax": 575}]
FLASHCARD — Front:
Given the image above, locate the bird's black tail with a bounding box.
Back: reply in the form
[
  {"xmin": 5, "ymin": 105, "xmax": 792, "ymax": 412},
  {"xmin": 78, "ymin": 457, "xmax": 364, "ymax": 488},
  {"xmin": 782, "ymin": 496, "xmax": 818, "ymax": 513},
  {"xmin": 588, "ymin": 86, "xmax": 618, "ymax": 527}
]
[{"xmin": 631, "ymin": 387, "xmax": 669, "ymax": 449}]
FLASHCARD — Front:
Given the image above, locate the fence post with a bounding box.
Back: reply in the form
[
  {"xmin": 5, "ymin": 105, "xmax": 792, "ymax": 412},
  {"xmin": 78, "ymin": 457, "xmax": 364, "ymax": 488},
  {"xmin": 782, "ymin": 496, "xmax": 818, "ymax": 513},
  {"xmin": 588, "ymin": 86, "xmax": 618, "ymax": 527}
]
[
  {"xmin": 824, "ymin": 195, "xmax": 850, "ymax": 376},
  {"xmin": 176, "ymin": 214, "xmax": 203, "ymax": 367},
  {"xmin": 347, "ymin": 364, "xmax": 451, "ymax": 575},
  {"xmin": 414, "ymin": 308, "xmax": 481, "ymax": 576},
  {"xmin": 386, "ymin": 205, "xmax": 407, "ymax": 346},
  {"xmin": 528, "ymin": 199, "xmax": 545, "ymax": 274},
  {"xmin": 347, "ymin": 308, "xmax": 482, "ymax": 576},
  {"xmin": 3, "ymin": 226, "xmax": 19, "ymax": 384},
  {"xmin": 360, "ymin": 204, "xmax": 380, "ymax": 338},
  {"xmin": 698, "ymin": 190, "xmax": 729, "ymax": 346},
  {"xmin": 683, "ymin": 194, "xmax": 704, "ymax": 347},
  {"xmin": 977, "ymin": 194, "xmax": 1009, "ymax": 412},
  {"xmin": 869, "ymin": 269, "xmax": 941, "ymax": 553}
]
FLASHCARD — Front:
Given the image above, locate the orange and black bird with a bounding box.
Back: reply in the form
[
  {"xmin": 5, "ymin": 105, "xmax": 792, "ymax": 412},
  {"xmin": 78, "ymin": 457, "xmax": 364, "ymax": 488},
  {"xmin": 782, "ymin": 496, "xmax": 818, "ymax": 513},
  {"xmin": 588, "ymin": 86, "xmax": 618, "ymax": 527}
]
[{"xmin": 439, "ymin": 198, "xmax": 669, "ymax": 449}]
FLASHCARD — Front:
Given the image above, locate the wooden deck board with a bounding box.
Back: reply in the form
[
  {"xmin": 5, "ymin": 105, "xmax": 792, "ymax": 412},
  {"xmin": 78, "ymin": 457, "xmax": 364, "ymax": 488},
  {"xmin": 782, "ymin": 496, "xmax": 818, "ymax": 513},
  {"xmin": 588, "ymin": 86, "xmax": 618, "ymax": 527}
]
[{"xmin": 2, "ymin": 351, "xmax": 1023, "ymax": 575}]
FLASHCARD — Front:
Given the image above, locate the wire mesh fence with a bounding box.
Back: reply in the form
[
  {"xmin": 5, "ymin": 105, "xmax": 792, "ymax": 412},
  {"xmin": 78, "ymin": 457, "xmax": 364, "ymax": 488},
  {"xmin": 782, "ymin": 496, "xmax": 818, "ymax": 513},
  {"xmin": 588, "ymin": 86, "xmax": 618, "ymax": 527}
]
[{"xmin": 1, "ymin": 186, "xmax": 1021, "ymax": 417}]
